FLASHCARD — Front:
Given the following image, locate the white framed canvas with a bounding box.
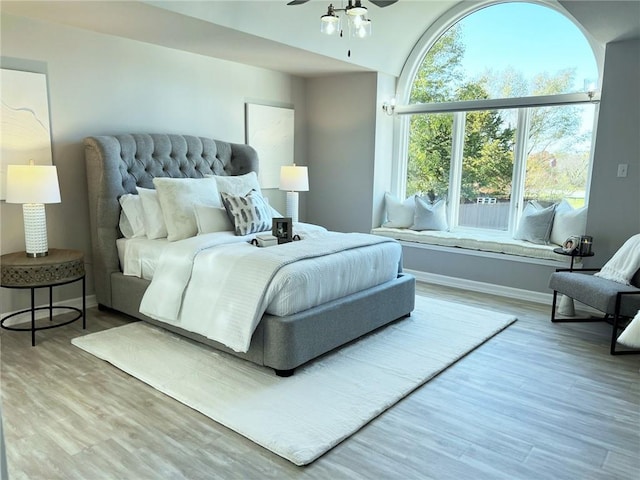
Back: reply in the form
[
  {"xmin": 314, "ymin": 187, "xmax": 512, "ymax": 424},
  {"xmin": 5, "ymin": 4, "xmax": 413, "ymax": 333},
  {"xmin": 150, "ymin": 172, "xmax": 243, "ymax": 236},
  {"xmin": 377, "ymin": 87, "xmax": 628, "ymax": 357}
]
[
  {"xmin": 245, "ymin": 103, "xmax": 294, "ymax": 189},
  {"xmin": 0, "ymin": 68, "xmax": 53, "ymax": 199}
]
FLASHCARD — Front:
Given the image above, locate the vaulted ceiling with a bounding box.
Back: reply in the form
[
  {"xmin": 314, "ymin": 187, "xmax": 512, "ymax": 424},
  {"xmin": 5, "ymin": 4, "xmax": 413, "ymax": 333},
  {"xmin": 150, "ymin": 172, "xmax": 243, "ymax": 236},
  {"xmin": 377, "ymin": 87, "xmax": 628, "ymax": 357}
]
[{"xmin": 2, "ymin": 1, "xmax": 639, "ymax": 78}]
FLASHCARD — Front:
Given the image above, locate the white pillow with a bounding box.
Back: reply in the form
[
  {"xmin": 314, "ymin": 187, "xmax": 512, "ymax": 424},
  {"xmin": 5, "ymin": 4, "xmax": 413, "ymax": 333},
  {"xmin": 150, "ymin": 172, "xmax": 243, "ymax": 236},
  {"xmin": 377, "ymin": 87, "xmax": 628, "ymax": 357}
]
[
  {"xmin": 193, "ymin": 204, "xmax": 234, "ymax": 234},
  {"xmin": 153, "ymin": 177, "xmax": 221, "ymax": 242},
  {"xmin": 383, "ymin": 192, "xmax": 415, "ymax": 228},
  {"xmin": 411, "ymin": 196, "xmax": 448, "ymax": 231},
  {"xmin": 617, "ymin": 310, "xmax": 640, "ymax": 348},
  {"xmin": 514, "ymin": 201, "xmax": 556, "ymax": 245},
  {"xmin": 550, "ymin": 199, "xmax": 587, "ymax": 246},
  {"xmin": 118, "ymin": 194, "xmax": 146, "ymax": 238},
  {"xmin": 221, "ymin": 190, "xmax": 272, "ymax": 236},
  {"xmin": 136, "ymin": 187, "xmax": 168, "ymax": 240},
  {"xmin": 213, "ymin": 171, "xmax": 262, "ymax": 197}
]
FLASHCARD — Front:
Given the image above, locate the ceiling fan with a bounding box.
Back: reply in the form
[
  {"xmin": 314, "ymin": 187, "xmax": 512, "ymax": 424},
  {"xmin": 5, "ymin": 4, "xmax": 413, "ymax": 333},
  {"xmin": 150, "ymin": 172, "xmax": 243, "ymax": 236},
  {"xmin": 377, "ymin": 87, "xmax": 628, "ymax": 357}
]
[
  {"xmin": 288, "ymin": 0, "xmax": 398, "ymax": 41},
  {"xmin": 287, "ymin": 0, "xmax": 398, "ymax": 6}
]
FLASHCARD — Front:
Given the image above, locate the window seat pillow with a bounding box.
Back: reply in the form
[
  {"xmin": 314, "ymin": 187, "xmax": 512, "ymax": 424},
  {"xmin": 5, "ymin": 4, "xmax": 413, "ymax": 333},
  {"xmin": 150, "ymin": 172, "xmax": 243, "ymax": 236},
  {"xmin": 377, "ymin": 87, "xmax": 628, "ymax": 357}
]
[{"xmin": 372, "ymin": 227, "xmax": 562, "ymax": 262}]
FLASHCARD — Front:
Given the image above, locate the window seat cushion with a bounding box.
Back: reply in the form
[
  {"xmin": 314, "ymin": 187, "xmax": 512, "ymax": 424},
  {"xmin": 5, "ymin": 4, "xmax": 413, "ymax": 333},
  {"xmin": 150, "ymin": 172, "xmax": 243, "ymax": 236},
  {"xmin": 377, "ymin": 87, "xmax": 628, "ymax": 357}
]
[{"xmin": 371, "ymin": 227, "xmax": 562, "ymax": 262}]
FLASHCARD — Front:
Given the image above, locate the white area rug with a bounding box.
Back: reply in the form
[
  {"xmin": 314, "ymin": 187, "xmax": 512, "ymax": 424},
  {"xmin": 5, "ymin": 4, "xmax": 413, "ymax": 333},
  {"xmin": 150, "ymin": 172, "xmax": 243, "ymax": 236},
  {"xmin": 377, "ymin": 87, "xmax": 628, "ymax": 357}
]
[{"xmin": 72, "ymin": 296, "xmax": 516, "ymax": 466}]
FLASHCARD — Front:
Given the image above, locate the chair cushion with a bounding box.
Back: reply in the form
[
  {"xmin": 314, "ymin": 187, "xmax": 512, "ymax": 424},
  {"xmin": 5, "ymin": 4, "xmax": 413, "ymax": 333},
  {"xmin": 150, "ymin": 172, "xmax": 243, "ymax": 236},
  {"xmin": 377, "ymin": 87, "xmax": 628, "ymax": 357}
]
[{"xmin": 549, "ymin": 271, "xmax": 640, "ymax": 317}]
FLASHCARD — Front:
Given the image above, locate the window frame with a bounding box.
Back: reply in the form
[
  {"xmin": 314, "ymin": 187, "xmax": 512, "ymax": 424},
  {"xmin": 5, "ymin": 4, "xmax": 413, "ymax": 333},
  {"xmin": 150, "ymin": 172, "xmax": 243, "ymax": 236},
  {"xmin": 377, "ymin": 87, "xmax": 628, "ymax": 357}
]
[
  {"xmin": 406, "ymin": 99, "xmax": 599, "ymax": 234},
  {"xmin": 391, "ymin": 0, "xmax": 604, "ymax": 231}
]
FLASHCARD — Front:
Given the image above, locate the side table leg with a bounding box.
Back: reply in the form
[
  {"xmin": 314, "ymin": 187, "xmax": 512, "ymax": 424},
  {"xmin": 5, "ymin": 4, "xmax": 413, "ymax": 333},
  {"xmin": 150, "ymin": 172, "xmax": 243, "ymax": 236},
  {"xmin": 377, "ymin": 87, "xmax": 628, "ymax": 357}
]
[
  {"xmin": 82, "ymin": 276, "xmax": 86, "ymax": 329},
  {"xmin": 31, "ymin": 287, "xmax": 36, "ymax": 347},
  {"xmin": 49, "ymin": 285, "xmax": 53, "ymax": 321}
]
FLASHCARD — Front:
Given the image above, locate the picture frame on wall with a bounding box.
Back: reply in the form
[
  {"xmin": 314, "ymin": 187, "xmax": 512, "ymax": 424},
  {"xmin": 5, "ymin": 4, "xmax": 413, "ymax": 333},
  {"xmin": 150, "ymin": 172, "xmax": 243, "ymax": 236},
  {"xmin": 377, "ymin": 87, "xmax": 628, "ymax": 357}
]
[
  {"xmin": 0, "ymin": 68, "xmax": 53, "ymax": 199},
  {"xmin": 245, "ymin": 103, "xmax": 294, "ymax": 189},
  {"xmin": 272, "ymin": 217, "xmax": 293, "ymax": 244}
]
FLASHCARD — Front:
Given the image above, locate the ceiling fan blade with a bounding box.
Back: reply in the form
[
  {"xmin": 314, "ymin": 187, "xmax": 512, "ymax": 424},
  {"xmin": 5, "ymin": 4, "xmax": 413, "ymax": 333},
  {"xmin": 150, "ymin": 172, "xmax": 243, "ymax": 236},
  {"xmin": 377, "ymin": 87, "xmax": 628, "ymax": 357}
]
[
  {"xmin": 287, "ymin": 0, "xmax": 310, "ymax": 5},
  {"xmin": 369, "ymin": 0, "xmax": 399, "ymax": 7}
]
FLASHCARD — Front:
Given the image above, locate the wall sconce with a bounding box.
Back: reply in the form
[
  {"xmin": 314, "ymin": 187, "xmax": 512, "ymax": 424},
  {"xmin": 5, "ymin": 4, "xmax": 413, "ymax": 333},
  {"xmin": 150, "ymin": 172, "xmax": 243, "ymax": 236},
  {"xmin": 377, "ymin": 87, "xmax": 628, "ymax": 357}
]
[
  {"xmin": 585, "ymin": 80, "xmax": 598, "ymax": 102},
  {"xmin": 382, "ymin": 97, "xmax": 396, "ymax": 116},
  {"xmin": 5, "ymin": 162, "xmax": 61, "ymax": 257},
  {"xmin": 279, "ymin": 164, "xmax": 309, "ymax": 223}
]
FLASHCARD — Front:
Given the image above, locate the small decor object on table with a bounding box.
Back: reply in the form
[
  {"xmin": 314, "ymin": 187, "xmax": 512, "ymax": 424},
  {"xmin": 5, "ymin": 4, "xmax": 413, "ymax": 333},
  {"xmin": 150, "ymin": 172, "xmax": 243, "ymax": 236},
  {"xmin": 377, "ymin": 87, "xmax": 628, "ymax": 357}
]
[
  {"xmin": 254, "ymin": 233, "xmax": 278, "ymax": 247},
  {"xmin": 0, "ymin": 248, "xmax": 86, "ymax": 346},
  {"xmin": 561, "ymin": 235, "xmax": 581, "ymax": 254},
  {"xmin": 579, "ymin": 235, "xmax": 593, "ymax": 255},
  {"xmin": 272, "ymin": 217, "xmax": 293, "ymax": 244}
]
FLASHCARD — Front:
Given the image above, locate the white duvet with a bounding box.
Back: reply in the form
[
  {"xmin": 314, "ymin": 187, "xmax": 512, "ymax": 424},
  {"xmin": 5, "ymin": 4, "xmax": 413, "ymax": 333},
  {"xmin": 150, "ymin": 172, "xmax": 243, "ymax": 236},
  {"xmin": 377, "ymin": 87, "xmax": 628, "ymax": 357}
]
[{"xmin": 139, "ymin": 228, "xmax": 401, "ymax": 352}]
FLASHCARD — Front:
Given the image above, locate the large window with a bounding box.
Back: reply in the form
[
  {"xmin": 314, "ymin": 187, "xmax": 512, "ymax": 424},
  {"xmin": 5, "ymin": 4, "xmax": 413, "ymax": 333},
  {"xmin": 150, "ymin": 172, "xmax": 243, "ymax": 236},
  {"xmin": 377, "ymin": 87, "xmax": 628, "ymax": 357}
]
[{"xmin": 399, "ymin": 2, "xmax": 599, "ymax": 234}]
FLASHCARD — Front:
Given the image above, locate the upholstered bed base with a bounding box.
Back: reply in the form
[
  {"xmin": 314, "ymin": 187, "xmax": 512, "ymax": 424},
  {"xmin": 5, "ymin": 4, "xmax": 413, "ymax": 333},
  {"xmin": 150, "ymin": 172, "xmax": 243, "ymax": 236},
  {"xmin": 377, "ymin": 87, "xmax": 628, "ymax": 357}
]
[
  {"xmin": 108, "ymin": 270, "xmax": 415, "ymax": 375},
  {"xmin": 85, "ymin": 134, "xmax": 415, "ymax": 375}
]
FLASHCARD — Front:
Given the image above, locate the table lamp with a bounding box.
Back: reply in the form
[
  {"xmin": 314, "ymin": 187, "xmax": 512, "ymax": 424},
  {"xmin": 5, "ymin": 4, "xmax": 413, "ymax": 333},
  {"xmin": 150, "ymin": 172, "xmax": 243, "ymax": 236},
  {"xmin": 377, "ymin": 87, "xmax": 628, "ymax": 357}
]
[
  {"xmin": 279, "ymin": 164, "xmax": 309, "ymax": 223},
  {"xmin": 5, "ymin": 163, "xmax": 61, "ymax": 257}
]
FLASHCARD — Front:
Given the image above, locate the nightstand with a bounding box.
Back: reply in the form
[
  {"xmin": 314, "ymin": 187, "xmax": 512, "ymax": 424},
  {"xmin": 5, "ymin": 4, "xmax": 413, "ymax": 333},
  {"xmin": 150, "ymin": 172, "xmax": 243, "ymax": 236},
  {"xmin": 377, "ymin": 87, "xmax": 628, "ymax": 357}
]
[{"xmin": 1, "ymin": 249, "xmax": 86, "ymax": 346}]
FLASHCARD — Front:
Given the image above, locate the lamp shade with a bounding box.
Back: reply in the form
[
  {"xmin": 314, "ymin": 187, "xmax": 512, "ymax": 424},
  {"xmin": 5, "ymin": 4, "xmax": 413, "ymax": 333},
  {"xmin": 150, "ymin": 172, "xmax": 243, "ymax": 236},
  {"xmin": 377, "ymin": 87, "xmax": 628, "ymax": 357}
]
[
  {"xmin": 279, "ymin": 165, "xmax": 309, "ymax": 192},
  {"xmin": 5, "ymin": 164, "xmax": 61, "ymax": 204}
]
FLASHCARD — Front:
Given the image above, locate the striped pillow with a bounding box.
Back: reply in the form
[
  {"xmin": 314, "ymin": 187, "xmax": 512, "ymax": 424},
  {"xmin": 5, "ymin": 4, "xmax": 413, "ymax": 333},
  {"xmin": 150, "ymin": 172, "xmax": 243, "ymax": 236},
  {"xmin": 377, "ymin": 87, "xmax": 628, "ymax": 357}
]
[{"xmin": 221, "ymin": 190, "xmax": 272, "ymax": 236}]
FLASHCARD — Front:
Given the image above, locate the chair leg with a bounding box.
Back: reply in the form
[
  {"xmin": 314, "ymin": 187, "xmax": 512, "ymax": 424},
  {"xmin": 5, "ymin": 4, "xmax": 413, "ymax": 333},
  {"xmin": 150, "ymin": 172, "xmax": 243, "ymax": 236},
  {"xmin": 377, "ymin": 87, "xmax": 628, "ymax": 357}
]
[
  {"xmin": 551, "ymin": 290, "xmax": 558, "ymax": 322},
  {"xmin": 611, "ymin": 312, "xmax": 620, "ymax": 355}
]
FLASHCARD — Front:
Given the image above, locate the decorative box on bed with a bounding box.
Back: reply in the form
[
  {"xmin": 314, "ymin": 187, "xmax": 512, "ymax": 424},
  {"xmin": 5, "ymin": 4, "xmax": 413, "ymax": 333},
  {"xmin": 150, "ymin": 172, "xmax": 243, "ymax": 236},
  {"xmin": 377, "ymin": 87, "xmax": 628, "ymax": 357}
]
[{"xmin": 84, "ymin": 133, "xmax": 415, "ymax": 376}]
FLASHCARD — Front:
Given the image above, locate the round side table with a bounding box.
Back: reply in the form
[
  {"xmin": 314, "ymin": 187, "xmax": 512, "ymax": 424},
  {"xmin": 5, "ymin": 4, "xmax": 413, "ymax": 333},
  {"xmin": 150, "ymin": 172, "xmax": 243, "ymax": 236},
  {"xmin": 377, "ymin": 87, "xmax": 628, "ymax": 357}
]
[
  {"xmin": 552, "ymin": 247, "xmax": 595, "ymax": 271},
  {"xmin": 1, "ymin": 249, "xmax": 86, "ymax": 346}
]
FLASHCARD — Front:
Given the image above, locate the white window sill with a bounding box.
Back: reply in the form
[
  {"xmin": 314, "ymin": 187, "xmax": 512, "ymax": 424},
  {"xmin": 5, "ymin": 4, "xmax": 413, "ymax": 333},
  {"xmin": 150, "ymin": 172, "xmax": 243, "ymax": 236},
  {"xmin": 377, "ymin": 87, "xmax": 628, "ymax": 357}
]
[{"xmin": 371, "ymin": 227, "xmax": 569, "ymax": 266}]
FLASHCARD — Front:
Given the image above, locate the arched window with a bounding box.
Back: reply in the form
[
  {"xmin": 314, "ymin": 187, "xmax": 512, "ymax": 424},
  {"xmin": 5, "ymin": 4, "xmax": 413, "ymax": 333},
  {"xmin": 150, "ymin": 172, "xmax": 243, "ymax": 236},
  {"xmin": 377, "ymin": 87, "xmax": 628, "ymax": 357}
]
[{"xmin": 394, "ymin": 1, "xmax": 600, "ymax": 237}]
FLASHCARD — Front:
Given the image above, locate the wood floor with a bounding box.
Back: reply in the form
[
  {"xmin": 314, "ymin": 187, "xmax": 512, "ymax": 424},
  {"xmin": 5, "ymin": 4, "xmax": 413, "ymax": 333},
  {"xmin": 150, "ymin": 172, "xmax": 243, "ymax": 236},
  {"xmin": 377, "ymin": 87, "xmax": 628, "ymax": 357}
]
[{"xmin": 1, "ymin": 282, "xmax": 638, "ymax": 480}]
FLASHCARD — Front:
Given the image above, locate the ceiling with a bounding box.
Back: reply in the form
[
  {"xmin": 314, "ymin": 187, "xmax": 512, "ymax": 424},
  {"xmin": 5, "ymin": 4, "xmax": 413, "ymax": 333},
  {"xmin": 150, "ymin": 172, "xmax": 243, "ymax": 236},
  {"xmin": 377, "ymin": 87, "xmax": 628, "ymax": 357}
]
[{"xmin": 2, "ymin": 1, "xmax": 639, "ymax": 78}]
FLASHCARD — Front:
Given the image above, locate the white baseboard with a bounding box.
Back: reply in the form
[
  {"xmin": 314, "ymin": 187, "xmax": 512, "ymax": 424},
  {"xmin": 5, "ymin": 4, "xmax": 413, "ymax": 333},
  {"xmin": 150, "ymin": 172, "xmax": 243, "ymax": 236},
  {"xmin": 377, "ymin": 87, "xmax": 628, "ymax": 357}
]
[
  {"xmin": 405, "ymin": 268, "xmax": 601, "ymax": 315},
  {"xmin": 1, "ymin": 295, "xmax": 98, "ymax": 327},
  {"xmin": 406, "ymin": 268, "xmax": 552, "ymax": 304}
]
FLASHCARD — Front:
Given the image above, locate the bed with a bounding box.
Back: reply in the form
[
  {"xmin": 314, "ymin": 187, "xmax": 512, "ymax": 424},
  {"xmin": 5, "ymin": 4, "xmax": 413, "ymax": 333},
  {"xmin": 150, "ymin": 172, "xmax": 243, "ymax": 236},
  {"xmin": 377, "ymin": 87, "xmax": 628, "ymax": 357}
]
[{"xmin": 84, "ymin": 133, "xmax": 415, "ymax": 375}]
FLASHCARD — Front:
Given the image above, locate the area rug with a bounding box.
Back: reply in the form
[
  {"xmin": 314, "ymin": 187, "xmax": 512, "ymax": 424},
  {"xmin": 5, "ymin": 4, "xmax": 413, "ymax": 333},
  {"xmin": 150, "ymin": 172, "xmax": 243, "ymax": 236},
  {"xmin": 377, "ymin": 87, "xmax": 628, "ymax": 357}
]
[{"xmin": 71, "ymin": 296, "xmax": 516, "ymax": 466}]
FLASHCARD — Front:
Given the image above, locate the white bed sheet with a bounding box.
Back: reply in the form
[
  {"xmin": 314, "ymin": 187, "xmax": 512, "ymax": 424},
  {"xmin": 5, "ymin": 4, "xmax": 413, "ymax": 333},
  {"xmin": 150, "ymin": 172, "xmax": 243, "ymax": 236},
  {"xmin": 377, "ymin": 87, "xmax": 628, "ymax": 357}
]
[
  {"xmin": 117, "ymin": 237, "xmax": 170, "ymax": 280},
  {"xmin": 118, "ymin": 228, "xmax": 401, "ymax": 319}
]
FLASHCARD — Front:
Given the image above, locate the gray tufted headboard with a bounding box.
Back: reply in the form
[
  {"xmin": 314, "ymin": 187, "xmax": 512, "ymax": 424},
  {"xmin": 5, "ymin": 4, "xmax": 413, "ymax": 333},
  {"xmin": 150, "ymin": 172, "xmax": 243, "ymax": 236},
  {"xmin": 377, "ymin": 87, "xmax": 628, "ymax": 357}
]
[{"xmin": 84, "ymin": 133, "xmax": 259, "ymax": 307}]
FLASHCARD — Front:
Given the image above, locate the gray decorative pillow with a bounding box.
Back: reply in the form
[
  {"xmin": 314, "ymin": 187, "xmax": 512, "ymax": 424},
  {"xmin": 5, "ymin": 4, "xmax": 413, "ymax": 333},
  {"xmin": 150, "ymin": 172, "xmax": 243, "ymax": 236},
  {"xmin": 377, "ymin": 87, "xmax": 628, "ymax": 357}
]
[
  {"xmin": 411, "ymin": 196, "xmax": 448, "ymax": 231},
  {"xmin": 221, "ymin": 190, "xmax": 272, "ymax": 236},
  {"xmin": 514, "ymin": 201, "xmax": 556, "ymax": 244}
]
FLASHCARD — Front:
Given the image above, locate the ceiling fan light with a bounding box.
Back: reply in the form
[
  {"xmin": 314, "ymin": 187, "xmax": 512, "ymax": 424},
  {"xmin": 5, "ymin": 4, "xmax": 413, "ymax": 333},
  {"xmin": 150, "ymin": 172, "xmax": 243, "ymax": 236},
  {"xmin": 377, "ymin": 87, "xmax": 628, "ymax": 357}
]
[
  {"xmin": 350, "ymin": 17, "xmax": 371, "ymax": 38},
  {"xmin": 347, "ymin": 6, "xmax": 367, "ymax": 16},
  {"xmin": 346, "ymin": 0, "xmax": 367, "ymax": 16},
  {"xmin": 320, "ymin": 4, "xmax": 341, "ymax": 35},
  {"xmin": 320, "ymin": 14, "xmax": 340, "ymax": 35}
]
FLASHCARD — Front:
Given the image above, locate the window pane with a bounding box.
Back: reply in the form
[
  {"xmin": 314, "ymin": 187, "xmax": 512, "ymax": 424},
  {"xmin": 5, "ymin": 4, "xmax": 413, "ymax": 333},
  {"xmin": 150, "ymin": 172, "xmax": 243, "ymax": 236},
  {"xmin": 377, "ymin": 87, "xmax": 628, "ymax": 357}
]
[
  {"xmin": 458, "ymin": 109, "xmax": 516, "ymax": 230},
  {"xmin": 523, "ymin": 104, "xmax": 595, "ymax": 208},
  {"xmin": 406, "ymin": 112, "xmax": 453, "ymax": 199},
  {"xmin": 429, "ymin": 3, "xmax": 600, "ymax": 102}
]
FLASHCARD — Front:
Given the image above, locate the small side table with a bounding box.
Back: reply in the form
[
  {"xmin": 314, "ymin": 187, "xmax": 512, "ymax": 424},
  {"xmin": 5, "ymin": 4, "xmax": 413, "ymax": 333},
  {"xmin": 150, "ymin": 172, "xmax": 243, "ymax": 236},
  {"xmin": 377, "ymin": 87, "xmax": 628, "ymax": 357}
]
[
  {"xmin": 1, "ymin": 249, "xmax": 86, "ymax": 346},
  {"xmin": 553, "ymin": 247, "xmax": 595, "ymax": 271}
]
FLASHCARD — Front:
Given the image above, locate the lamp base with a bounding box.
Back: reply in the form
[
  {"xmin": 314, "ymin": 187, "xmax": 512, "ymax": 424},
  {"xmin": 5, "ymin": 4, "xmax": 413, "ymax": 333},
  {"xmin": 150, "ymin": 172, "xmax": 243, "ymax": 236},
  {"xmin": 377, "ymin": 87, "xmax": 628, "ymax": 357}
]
[
  {"xmin": 285, "ymin": 191, "xmax": 299, "ymax": 223},
  {"xmin": 23, "ymin": 203, "xmax": 49, "ymax": 257}
]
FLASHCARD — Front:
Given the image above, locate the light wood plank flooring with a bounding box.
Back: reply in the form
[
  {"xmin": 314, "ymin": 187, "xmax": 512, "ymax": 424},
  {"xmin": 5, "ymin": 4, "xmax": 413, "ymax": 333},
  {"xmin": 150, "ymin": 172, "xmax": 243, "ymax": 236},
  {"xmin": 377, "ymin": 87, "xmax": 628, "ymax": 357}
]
[{"xmin": 1, "ymin": 282, "xmax": 639, "ymax": 479}]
